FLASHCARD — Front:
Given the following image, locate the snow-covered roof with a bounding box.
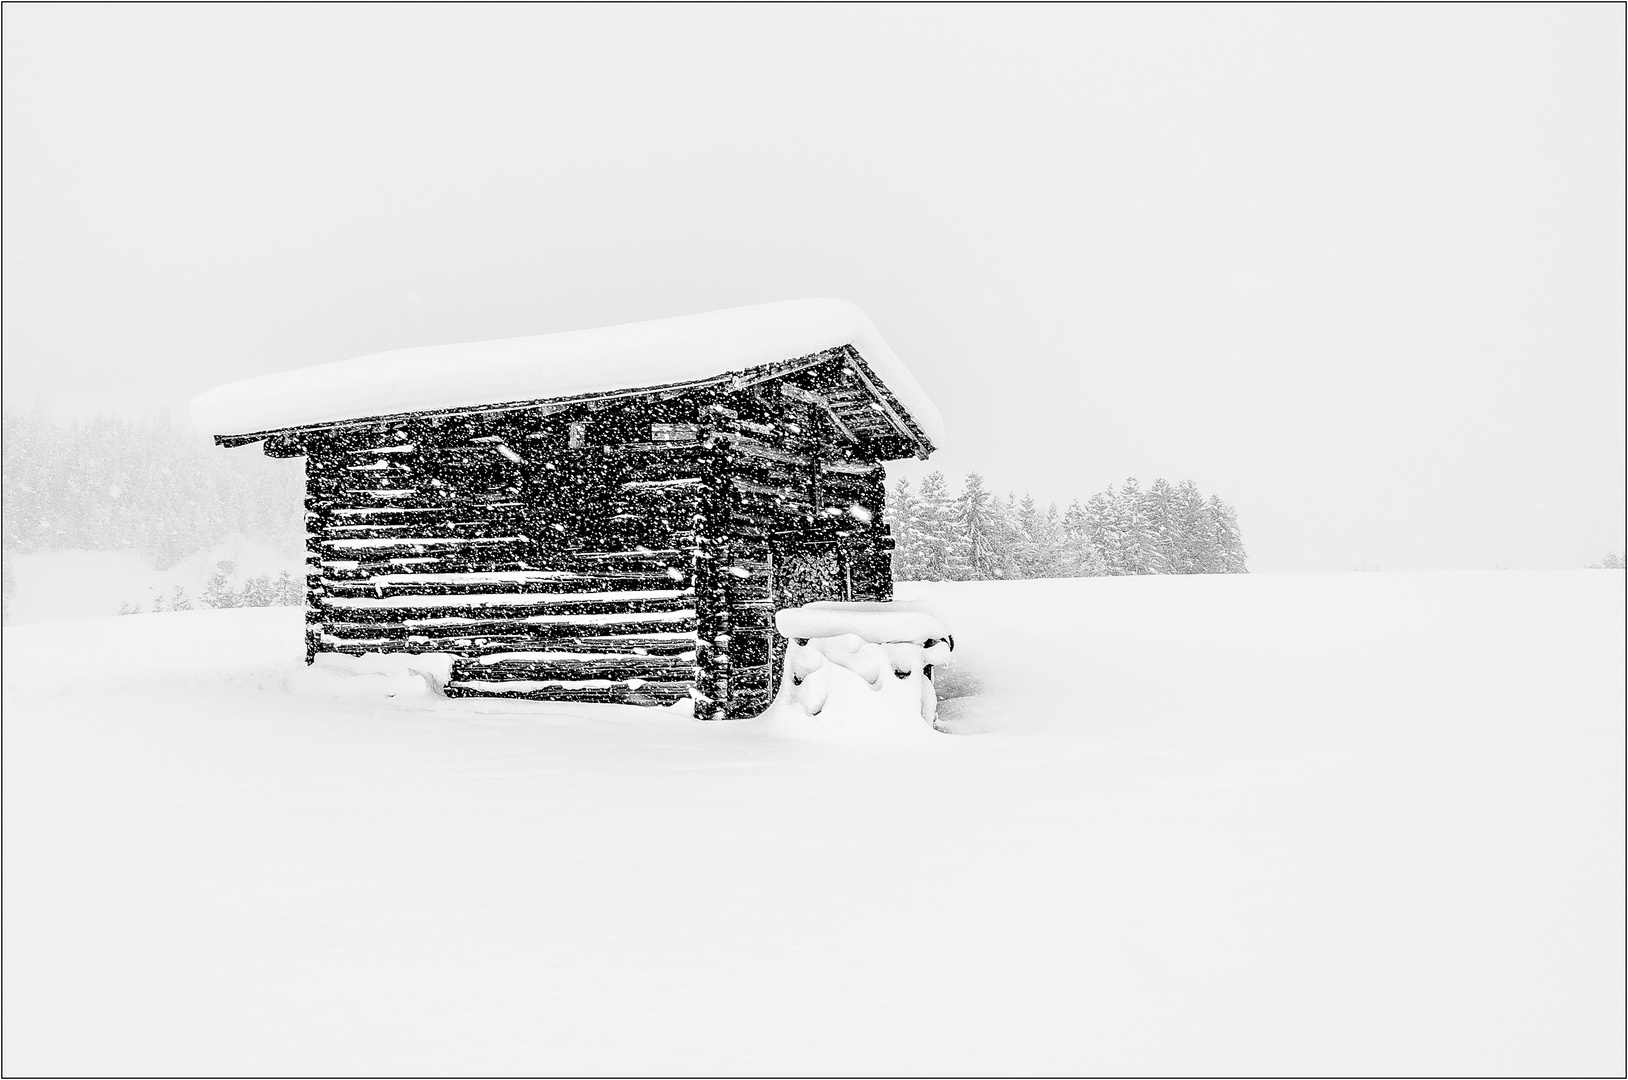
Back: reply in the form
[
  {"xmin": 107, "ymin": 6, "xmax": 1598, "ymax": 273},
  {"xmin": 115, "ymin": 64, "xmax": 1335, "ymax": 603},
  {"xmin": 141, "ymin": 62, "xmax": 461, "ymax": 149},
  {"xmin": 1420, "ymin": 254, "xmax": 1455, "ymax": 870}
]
[{"xmin": 191, "ymin": 299, "xmax": 943, "ymax": 449}]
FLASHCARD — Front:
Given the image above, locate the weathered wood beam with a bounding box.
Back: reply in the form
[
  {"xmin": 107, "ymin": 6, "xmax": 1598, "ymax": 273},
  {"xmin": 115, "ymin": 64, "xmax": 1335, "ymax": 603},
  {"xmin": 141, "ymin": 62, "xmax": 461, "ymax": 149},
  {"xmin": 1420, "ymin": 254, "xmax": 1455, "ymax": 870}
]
[
  {"xmin": 777, "ymin": 381, "xmax": 860, "ymax": 444},
  {"xmin": 840, "ymin": 346, "xmax": 934, "ymax": 459},
  {"xmin": 726, "ymin": 349, "xmax": 845, "ymax": 392}
]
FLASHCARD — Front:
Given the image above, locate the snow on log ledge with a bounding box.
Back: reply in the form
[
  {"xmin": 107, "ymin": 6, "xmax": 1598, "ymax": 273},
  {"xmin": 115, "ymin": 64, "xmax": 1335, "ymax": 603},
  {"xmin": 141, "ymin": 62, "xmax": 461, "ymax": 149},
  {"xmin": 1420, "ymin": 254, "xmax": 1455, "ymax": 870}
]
[
  {"xmin": 190, "ymin": 298, "xmax": 944, "ymax": 446},
  {"xmin": 775, "ymin": 601, "xmax": 951, "ymax": 645}
]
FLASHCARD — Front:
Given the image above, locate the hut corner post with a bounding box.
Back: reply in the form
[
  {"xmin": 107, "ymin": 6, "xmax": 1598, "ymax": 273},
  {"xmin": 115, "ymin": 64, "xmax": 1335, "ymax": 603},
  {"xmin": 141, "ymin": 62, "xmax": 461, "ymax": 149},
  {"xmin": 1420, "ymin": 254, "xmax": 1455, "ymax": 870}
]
[
  {"xmin": 692, "ymin": 402, "xmax": 731, "ymax": 720},
  {"xmin": 302, "ymin": 448, "xmax": 330, "ymax": 665}
]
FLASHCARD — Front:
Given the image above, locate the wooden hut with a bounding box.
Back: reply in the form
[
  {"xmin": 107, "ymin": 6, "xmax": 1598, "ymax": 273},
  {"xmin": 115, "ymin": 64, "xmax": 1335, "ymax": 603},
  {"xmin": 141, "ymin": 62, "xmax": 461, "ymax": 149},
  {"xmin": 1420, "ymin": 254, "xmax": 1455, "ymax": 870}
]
[{"xmin": 192, "ymin": 299, "xmax": 943, "ymax": 719}]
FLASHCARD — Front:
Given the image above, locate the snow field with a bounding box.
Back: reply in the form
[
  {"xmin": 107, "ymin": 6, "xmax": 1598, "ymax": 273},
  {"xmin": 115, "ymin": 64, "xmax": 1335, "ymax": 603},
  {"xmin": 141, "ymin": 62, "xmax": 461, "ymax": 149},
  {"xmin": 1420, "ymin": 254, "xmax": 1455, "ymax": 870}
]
[
  {"xmin": 3, "ymin": 571, "xmax": 1622, "ymax": 1075},
  {"xmin": 4, "ymin": 535, "xmax": 302, "ymax": 624}
]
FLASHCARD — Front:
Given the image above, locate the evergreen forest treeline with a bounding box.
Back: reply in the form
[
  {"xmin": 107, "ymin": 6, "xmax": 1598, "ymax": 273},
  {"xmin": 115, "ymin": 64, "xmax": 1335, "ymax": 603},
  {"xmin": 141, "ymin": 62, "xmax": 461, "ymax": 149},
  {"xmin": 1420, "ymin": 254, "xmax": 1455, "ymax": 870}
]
[
  {"xmin": 2, "ymin": 410, "xmax": 1249, "ymax": 585},
  {"xmin": 2, "ymin": 408, "xmax": 305, "ymax": 567},
  {"xmin": 891, "ymin": 472, "xmax": 1247, "ymax": 580}
]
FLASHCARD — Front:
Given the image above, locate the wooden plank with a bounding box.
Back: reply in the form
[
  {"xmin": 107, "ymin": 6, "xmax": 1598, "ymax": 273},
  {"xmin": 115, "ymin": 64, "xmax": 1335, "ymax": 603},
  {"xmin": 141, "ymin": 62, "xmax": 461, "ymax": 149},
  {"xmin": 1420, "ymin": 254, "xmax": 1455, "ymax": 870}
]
[
  {"xmin": 321, "ymin": 608, "xmax": 698, "ymax": 637},
  {"xmin": 320, "ymin": 596, "xmax": 696, "ymax": 626},
  {"xmin": 840, "ymin": 347, "xmax": 933, "ymax": 458},
  {"xmin": 320, "ymin": 573, "xmax": 683, "ymax": 597},
  {"xmin": 444, "ymin": 680, "xmax": 692, "ymax": 705},
  {"xmin": 459, "ymin": 656, "xmax": 694, "ymax": 681},
  {"xmin": 715, "ymin": 432, "xmax": 812, "ymax": 467}
]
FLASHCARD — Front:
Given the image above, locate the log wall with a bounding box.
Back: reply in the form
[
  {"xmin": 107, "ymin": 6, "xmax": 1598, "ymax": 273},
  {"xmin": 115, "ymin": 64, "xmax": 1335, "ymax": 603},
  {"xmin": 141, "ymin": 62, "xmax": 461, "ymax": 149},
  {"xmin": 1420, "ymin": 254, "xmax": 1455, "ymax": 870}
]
[
  {"xmin": 303, "ymin": 399, "xmax": 708, "ymax": 707},
  {"xmin": 293, "ymin": 351, "xmax": 897, "ymax": 717}
]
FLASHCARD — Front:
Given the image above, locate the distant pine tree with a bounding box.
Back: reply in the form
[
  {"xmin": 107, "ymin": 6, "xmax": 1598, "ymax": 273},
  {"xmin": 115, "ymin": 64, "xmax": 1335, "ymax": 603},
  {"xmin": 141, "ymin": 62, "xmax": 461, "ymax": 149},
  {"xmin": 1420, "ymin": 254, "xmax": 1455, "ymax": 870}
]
[
  {"xmin": 912, "ymin": 471, "xmax": 968, "ymax": 581},
  {"xmin": 203, "ymin": 565, "xmax": 238, "ymax": 609},
  {"xmin": 1208, "ymin": 496, "xmax": 1247, "ymax": 573},
  {"xmin": 1083, "ymin": 486, "xmax": 1122, "ymax": 574},
  {"xmin": 976, "ymin": 495, "xmax": 1015, "ymax": 583},
  {"xmin": 957, "ymin": 472, "xmax": 999, "ymax": 580},
  {"xmin": 240, "ymin": 575, "xmax": 275, "ymax": 607},
  {"xmin": 274, "ymin": 570, "xmax": 302, "ymax": 605},
  {"xmin": 1007, "ymin": 493, "xmax": 1063, "ymax": 578},
  {"xmin": 1059, "ymin": 499, "xmax": 1108, "ymax": 576},
  {"xmin": 1114, "ymin": 477, "xmax": 1159, "ymax": 575},
  {"xmin": 1141, "ymin": 479, "xmax": 1177, "ymax": 574},
  {"xmin": 1040, "ymin": 502, "xmax": 1065, "ymax": 577},
  {"xmin": 890, "ymin": 477, "xmax": 919, "ymax": 580},
  {"xmin": 1167, "ymin": 480, "xmax": 1214, "ymax": 573}
]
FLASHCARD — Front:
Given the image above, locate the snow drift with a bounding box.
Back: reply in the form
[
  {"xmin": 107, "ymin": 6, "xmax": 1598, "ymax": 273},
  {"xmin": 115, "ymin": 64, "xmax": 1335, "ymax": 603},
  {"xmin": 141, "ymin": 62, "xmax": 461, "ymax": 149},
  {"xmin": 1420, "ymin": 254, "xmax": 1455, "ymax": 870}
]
[{"xmin": 3, "ymin": 571, "xmax": 1623, "ymax": 1076}]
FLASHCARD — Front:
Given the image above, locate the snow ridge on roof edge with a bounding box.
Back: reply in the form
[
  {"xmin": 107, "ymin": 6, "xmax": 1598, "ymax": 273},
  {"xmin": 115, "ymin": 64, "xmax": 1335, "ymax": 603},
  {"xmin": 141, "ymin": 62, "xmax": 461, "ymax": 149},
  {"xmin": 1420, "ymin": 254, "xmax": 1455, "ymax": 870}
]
[{"xmin": 190, "ymin": 299, "xmax": 945, "ymax": 448}]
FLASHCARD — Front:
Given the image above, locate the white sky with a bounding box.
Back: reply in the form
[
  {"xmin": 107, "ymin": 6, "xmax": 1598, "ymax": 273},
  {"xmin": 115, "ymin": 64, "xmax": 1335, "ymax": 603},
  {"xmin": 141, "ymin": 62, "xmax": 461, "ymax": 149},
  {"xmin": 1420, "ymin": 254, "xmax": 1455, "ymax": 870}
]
[{"xmin": 4, "ymin": 5, "xmax": 1623, "ymax": 572}]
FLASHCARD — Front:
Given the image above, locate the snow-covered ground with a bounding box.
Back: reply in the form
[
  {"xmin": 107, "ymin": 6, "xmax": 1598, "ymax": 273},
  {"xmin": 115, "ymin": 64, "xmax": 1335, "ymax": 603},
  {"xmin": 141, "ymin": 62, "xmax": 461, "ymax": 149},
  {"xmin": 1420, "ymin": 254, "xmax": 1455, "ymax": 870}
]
[
  {"xmin": 4, "ymin": 572, "xmax": 1622, "ymax": 1075},
  {"xmin": 4, "ymin": 536, "xmax": 301, "ymax": 624}
]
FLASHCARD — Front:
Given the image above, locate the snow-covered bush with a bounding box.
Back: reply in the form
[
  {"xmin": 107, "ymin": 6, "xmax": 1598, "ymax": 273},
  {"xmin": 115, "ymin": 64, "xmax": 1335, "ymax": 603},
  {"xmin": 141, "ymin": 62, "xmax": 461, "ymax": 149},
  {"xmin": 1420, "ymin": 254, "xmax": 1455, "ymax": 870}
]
[{"xmin": 202, "ymin": 568, "xmax": 302, "ymax": 608}]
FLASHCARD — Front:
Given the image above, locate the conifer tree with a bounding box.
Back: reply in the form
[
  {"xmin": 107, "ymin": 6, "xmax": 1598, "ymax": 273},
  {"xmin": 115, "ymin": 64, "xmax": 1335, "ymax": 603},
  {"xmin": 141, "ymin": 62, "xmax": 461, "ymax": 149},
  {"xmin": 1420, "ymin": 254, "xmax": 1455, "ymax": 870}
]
[
  {"xmin": 203, "ymin": 568, "xmax": 238, "ymax": 609},
  {"xmin": 274, "ymin": 570, "xmax": 302, "ymax": 605},
  {"xmin": 1009, "ymin": 493, "xmax": 1062, "ymax": 578},
  {"xmin": 1141, "ymin": 479, "xmax": 1177, "ymax": 574},
  {"xmin": 241, "ymin": 576, "xmax": 274, "ymax": 607},
  {"xmin": 991, "ymin": 492, "xmax": 1022, "ymax": 579},
  {"xmin": 1115, "ymin": 477, "xmax": 1160, "ymax": 574},
  {"xmin": 957, "ymin": 472, "xmax": 999, "ymax": 580},
  {"xmin": 1209, "ymin": 496, "xmax": 1248, "ymax": 573},
  {"xmin": 890, "ymin": 477, "xmax": 919, "ymax": 580},
  {"xmin": 1060, "ymin": 500, "xmax": 1108, "ymax": 576},
  {"xmin": 912, "ymin": 471, "xmax": 968, "ymax": 581},
  {"xmin": 1083, "ymin": 486, "xmax": 1122, "ymax": 574},
  {"xmin": 1165, "ymin": 480, "xmax": 1211, "ymax": 573}
]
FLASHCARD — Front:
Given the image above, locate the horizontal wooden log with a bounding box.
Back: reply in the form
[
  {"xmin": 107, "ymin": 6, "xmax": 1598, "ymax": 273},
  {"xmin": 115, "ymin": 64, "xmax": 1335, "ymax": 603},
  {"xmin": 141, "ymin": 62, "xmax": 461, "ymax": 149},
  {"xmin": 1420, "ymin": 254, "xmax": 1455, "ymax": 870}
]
[
  {"xmin": 314, "ymin": 631, "xmax": 692, "ymax": 656},
  {"xmin": 571, "ymin": 548, "xmax": 692, "ymax": 562},
  {"xmin": 318, "ymin": 555, "xmax": 543, "ymax": 576},
  {"xmin": 724, "ymin": 517, "xmax": 773, "ymax": 538},
  {"xmin": 728, "ymin": 457, "xmax": 807, "ymax": 488},
  {"xmin": 592, "ymin": 441, "xmax": 707, "ymax": 457},
  {"xmin": 819, "ymin": 460, "xmax": 882, "ymax": 476},
  {"xmin": 320, "ymin": 593, "xmax": 694, "ymax": 623},
  {"xmin": 716, "ymin": 433, "xmax": 812, "ymax": 467},
  {"xmin": 731, "ymin": 479, "xmax": 813, "ymax": 505},
  {"xmin": 317, "ymin": 521, "xmax": 532, "ymax": 541},
  {"xmin": 317, "ymin": 546, "xmax": 692, "ymax": 576},
  {"xmin": 320, "ymin": 573, "xmax": 685, "ymax": 596},
  {"xmin": 322, "ymin": 586, "xmax": 690, "ymax": 608},
  {"xmin": 620, "ymin": 477, "xmax": 704, "ymax": 491},
  {"xmin": 316, "ymin": 536, "xmax": 697, "ymax": 571},
  {"xmin": 319, "ymin": 536, "xmax": 531, "ymax": 551},
  {"xmin": 320, "ymin": 629, "xmax": 697, "ymax": 652},
  {"xmin": 327, "ymin": 505, "xmax": 462, "ymax": 519},
  {"xmin": 460, "ymin": 656, "xmax": 694, "ymax": 680},
  {"xmin": 723, "ymin": 418, "xmax": 779, "ymax": 438},
  {"xmin": 321, "ymin": 608, "xmax": 698, "ymax": 638},
  {"xmin": 444, "ymin": 680, "xmax": 691, "ymax": 705}
]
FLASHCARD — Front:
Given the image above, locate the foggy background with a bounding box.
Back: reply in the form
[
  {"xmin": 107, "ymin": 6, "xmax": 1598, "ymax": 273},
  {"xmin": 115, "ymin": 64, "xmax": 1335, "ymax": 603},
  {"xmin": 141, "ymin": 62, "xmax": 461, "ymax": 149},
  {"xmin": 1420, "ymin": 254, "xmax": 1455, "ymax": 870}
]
[{"xmin": 4, "ymin": 4, "xmax": 1623, "ymax": 572}]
